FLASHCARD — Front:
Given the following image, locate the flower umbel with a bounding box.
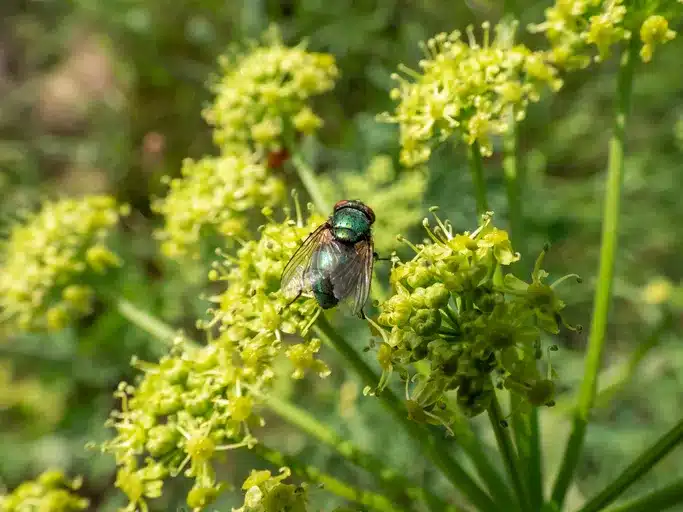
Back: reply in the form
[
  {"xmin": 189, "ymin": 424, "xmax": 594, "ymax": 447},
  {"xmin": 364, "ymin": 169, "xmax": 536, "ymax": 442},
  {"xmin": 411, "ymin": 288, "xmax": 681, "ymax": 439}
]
[
  {"xmin": 0, "ymin": 470, "xmax": 89, "ymax": 512},
  {"xmin": 381, "ymin": 20, "xmax": 561, "ymax": 166},
  {"xmin": 0, "ymin": 195, "xmax": 127, "ymax": 332},
  {"xmin": 233, "ymin": 467, "xmax": 308, "ymax": 512},
  {"xmin": 374, "ymin": 211, "xmax": 578, "ymax": 425},
  {"xmin": 203, "ymin": 25, "xmax": 338, "ymax": 154},
  {"xmin": 153, "ymin": 151, "xmax": 285, "ymax": 259},
  {"xmin": 102, "ymin": 340, "xmax": 257, "ymax": 512}
]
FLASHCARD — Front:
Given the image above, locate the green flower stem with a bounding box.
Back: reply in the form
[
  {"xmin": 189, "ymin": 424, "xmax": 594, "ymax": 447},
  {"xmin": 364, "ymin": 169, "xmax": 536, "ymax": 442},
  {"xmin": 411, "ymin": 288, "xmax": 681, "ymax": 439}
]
[
  {"xmin": 290, "ymin": 151, "xmax": 332, "ymax": 214},
  {"xmin": 576, "ymin": 418, "xmax": 683, "ymax": 512},
  {"xmin": 263, "ymin": 393, "xmax": 447, "ymax": 511},
  {"xmin": 502, "ymin": 116, "xmax": 523, "ymax": 250},
  {"xmin": 603, "ymin": 478, "xmax": 683, "ymax": 512},
  {"xmin": 487, "ymin": 390, "xmax": 530, "ymax": 511},
  {"xmin": 252, "ymin": 443, "xmax": 401, "ymax": 512},
  {"xmin": 314, "ymin": 314, "xmax": 497, "ymax": 511},
  {"xmin": 116, "ymin": 298, "xmax": 179, "ymax": 347},
  {"xmin": 451, "ymin": 420, "xmax": 518, "ymax": 511},
  {"xmin": 503, "ymin": 116, "xmax": 542, "ymax": 511},
  {"xmin": 550, "ymin": 36, "xmax": 639, "ymax": 509},
  {"xmin": 468, "ymin": 141, "xmax": 489, "ymax": 216}
]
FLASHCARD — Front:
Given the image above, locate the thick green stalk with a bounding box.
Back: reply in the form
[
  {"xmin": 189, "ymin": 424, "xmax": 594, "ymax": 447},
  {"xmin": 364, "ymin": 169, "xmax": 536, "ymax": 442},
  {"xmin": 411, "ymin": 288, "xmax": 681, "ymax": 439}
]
[
  {"xmin": 576, "ymin": 418, "xmax": 683, "ymax": 512},
  {"xmin": 116, "ymin": 298, "xmax": 179, "ymax": 346},
  {"xmin": 603, "ymin": 479, "xmax": 683, "ymax": 512},
  {"xmin": 468, "ymin": 141, "xmax": 489, "ymax": 216},
  {"xmin": 451, "ymin": 420, "xmax": 518, "ymax": 511},
  {"xmin": 503, "ymin": 117, "xmax": 523, "ymax": 251},
  {"xmin": 503, "ymin": 117, "xmax": 542, "ymax": 511},
  {"xmin": 264, "ymin": 393, "xmax": 446, "ymax": 510},
  {"xmin": 290, "ymin": 151, "xmax": 331, "ymax": 214},
  {"xmin": 314, "ymin": 315, "xmax": 497, "ymax": 511},
  {"xmin": 487, "ymin": 390, "xmax": 529, "ymax": 511},
  {"xmin": 252, "ymin": 443, "xmax": 401, "ymax": 512},
  {"xmin": 550, "ymin": 36, "xmax": 639, "ymax": 509}
]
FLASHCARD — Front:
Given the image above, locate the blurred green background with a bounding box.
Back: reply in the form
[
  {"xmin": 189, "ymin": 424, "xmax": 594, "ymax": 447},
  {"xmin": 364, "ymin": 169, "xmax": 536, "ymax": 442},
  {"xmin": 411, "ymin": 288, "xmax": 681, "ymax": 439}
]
[{"xmin": 2, "ymin": 0, "xmax": 683, "ymax": 510}]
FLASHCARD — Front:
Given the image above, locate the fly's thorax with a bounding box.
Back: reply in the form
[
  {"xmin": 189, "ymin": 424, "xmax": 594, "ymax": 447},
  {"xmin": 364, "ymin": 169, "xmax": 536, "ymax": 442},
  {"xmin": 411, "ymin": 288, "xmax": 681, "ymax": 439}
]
[{"xmin": 331, "ymin": 207, "xmax": 372, "ymax": 244}]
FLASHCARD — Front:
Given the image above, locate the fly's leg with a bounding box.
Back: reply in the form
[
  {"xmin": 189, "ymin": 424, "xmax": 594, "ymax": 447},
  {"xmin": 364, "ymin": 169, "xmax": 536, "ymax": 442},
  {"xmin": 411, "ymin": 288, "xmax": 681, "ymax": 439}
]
[
  {"xmin": 285, "ymin": 290, "xmax": 303, "ymax": 309},
  {"xmin": 373, "ymin": 252, "xmax": 391, "ymax": 262},
  {"xmin": 357, "ymin": 308, "xmax": 367, "ymax": 320}
]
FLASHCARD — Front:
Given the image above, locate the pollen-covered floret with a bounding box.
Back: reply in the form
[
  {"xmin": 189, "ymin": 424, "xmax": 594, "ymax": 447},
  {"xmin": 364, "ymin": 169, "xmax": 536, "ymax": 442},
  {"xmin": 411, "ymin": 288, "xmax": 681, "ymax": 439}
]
[
  {"xmin": 639, "ymin": 15, "xmax": 676, "ymax": 62},
  {"xmin": 153, "ymin": 151, "xmax": 285, "ymax": 259},
  {"xmin": 381, "ymin": 20, "xmax": 561, "ymax": 166},
  {"xmin": 0, "ymin": 195, "xmax": 127, "ymax": 332},
  {"xmin": 203, "ymin": 25, "xmax": 338, "ymax": 154},
  {"xmin": 0, "ymin": 470, "xmax": 89, "ymax": 512},
  {"xmin": 373, "ymin": 211, "xmax": 579, "ymax": 427},
  {"xmin": 233, "ymin": 467, "xmax": 308, "ymax": 512}
]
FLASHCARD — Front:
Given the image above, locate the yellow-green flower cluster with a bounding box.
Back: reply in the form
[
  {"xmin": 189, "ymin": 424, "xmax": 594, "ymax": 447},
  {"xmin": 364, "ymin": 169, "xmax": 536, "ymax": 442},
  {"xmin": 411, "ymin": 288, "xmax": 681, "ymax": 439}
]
[
  {"xmin": 206, "ymin": 208, "xmax": 330, "ymax": 382},
  {"xmin": 103, "ymin": 340, "xmax": 260, "ymax": 512},
  {"xmin": 321, "ymin": 155, "xmax": 426, "ymax": 254},
  {"xmin": 153, "ymin": 151, "xmax": 285, "ymax": 259},
  {"xmin": 103, "ymin": 209, "xmax": 329, "ymax": 511},
  {"xmin": 203, "ymin": 26, "xmax": 338, "ymax": 154},
  {"xmin": 0, "ymin": 195, "xmax": 127, "ymax": 332},
  {"xmin": 0, "ymin": 470, "xmax": 89, "ymax": 512},
  {"xmin": 374, "ymin": 211, "xmax": 578, "ymax": 424},
  {"xmin": 381, "ymin": 21, "xmax": 562, "ymax": 166},
  {"xmin": 530, "ymin": 0, "xmax": 677, "ymax": 68},
  {"xmin": 233, "ymin": 468, "xmax": 308, "ymax": 512}
]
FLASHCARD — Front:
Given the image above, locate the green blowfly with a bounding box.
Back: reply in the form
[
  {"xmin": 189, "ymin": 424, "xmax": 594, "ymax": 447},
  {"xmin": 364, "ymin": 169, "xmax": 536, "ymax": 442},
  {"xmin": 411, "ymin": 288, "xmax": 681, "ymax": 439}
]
[{"xmin": 281, "ymin": 199, "xmax": 379, "ymax": 318}]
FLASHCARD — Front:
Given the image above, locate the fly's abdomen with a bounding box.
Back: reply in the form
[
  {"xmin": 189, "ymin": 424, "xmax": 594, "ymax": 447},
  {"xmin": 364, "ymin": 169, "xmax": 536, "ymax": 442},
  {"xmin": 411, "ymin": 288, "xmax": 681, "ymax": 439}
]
[
  {"xmin": 310, "ymin": 244, "xmax": 346, "ymax": 309},
  {"xmin": 312, "ymin": 275, "xmax": 339, "ymax": 309}
]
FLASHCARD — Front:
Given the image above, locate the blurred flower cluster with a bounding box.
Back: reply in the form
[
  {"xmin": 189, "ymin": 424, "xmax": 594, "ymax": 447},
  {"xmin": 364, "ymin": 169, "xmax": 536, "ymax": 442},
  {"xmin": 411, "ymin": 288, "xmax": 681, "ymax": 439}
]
[
  {"xmin": 153, "ymin": 151, "xmax": 285, "ymax": 258},
  {"xmin": 529, "ymin": 0, "xmax": 678, "ymax": 68},
  {"xmin": 204, "ymin": 26, "xmax": 338, "ymax": 154},
  {"xmin": 373, "ymin": 211, "xmax": 578, "ymax": 425},
  {"xmin": 103, "ymin": 208, "xmax": 330, "ymax": 511},
  {"xmin": 154, "ymin": 26, "xmax": 339, "ymax": 260},
  {"xmin": 321, "ymin": 155, "xmax": 426, "ymax": 254},
  {"xmin": 233, "ymin": 467, "xmax": 308, "ymax": 512},
  {"xmin": 0, "ymin": 470, "xmax": 89, "ymax": 512},
  {"xmin": 381, "ymin": 20, "xmax": 562, "ymax": 166},
  {"xmin": 0, "ymin": 195, "xmax": 127, "ymax": 332}
]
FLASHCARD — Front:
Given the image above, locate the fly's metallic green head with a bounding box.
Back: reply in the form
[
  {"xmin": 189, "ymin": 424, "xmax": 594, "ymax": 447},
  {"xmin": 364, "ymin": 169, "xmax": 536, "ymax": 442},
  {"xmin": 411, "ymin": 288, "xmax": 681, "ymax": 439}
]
[{"xmin": 330, "ymin": 200, "xmax": 375, "ymax": 244}]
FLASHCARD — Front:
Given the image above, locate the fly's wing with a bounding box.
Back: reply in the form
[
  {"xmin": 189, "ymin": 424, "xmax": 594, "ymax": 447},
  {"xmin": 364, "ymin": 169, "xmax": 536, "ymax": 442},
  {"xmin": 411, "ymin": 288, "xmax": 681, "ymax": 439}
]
[
  {"xmin": 280, "ymin": 223, "xmax": 333, "ymax": 300},
  {"xmin": 329, "ymin": 239, "xmax": 374, "ymax": 316}
]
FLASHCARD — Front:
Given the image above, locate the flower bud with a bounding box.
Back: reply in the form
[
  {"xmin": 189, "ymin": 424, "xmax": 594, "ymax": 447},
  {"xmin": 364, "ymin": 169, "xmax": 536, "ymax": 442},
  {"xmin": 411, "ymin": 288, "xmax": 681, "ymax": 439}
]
[{"xmin": 409, "ymin": 308, "xmax": 441, "ymax": 336}]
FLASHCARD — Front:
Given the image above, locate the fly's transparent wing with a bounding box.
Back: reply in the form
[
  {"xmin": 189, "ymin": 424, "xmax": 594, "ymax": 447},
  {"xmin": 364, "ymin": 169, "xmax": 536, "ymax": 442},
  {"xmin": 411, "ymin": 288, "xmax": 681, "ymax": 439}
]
[
  {"xmin": 280, "ymin": 223, "xmax": 332, "ymax": 299},
  {"xmin": 329, "ymin": 239, "xmax": 374, "ymax": 315}
]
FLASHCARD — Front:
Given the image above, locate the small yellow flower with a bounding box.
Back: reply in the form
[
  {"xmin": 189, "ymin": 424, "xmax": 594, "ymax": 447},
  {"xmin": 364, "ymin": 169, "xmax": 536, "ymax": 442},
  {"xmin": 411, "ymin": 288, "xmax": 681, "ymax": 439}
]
[
  {"xmin": 233, "ymin": 468, "xmax": 308, "ymax": 512},
  {"xmin": 640, "ymin": 15, "xmax": 676, "ymax": 62}
]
